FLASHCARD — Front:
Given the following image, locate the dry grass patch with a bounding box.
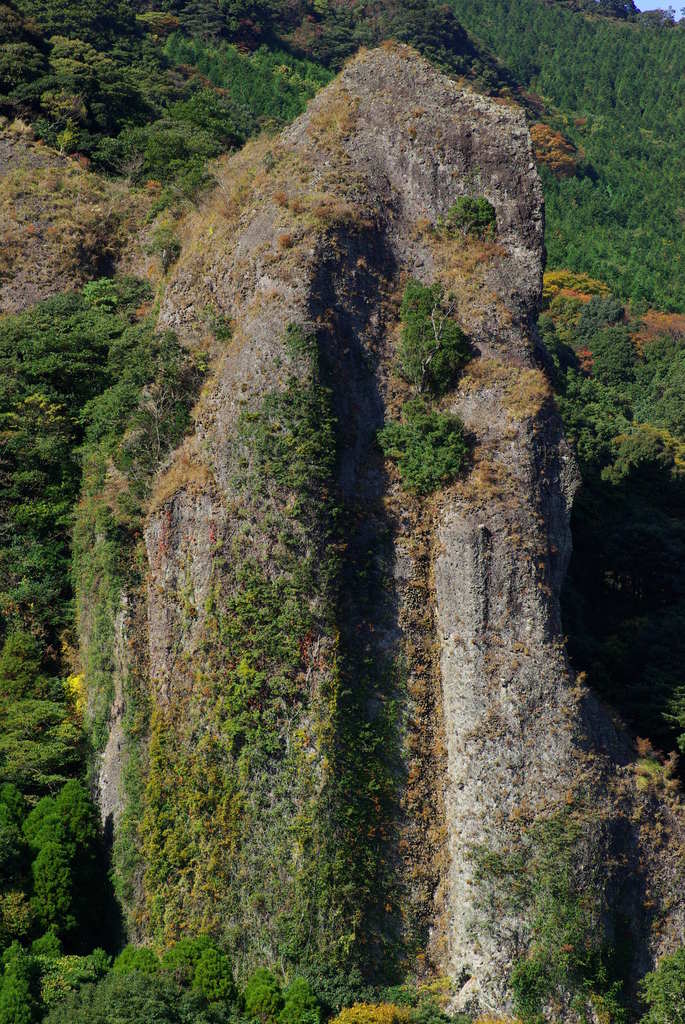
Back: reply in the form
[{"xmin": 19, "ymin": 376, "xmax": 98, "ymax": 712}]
[
  {"xmin": 0, "ymin": 134, "xmax": 148, "ymax": 310},
  {"xmin": 503, "ymin": 367, "xmax": 551, "ymax": 420},
  {"xmin": 460, "ymin": 358, "xmax": 510, "ymax": 392},
  {"xmin": 458, "ymin": 455, "xmax": 512, "ymax": 503},
  {"xmin": 424, "ymin": 228, "xmax": 510, "ymax": 327},
  {"xmin": 150, "ymin": 442, "xmax": 214, "ymax": 511},
  {"xmin": 461, "ymin": 358, "xmax": 551, "ymax": 420},
  {"xmin": 306, "ymin": 87, "xmax": 360, "ymax": 152}
]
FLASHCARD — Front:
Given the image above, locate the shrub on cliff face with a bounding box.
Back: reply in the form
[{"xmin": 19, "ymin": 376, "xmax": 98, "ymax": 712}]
[
  {"xmin": 640, "ymin": 948, "xmax": 685, "ymax": 1024},
  {"xmin": 398, "ymin": 280, "xmax": 469, "ymax": 395},
  {"xmin": 442, "ymin": 196, "xmax": 496, "ymax": 239},
  {"xmin": 146, "ymin": 226, "xmax": 182, "ymax": 272},
  {"xmin": 378, "ymin": 399, "xmax": 468, "ymax": 496}
]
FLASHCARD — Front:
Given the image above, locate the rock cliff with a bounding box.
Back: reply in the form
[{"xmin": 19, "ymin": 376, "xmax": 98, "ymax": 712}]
[{"xmin": 86, "ymin": 45, "xmax": 684, "ymax": 1015}]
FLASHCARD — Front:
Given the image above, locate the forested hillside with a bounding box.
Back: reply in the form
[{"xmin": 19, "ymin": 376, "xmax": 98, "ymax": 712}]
[{"xmin": 0, "ymin": 1, "xmax": 683, "ymax": 1021}]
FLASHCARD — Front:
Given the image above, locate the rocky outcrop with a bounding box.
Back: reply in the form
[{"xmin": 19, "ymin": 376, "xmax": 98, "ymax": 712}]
[{"xmin": 91, "ymin": 44, "xmax": 684, "ymax": 1013}]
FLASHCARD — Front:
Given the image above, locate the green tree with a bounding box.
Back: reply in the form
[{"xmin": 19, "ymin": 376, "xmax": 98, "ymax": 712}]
[
  {"xmin": 397, "ymin": 281, "xmax": 469, "ymax": 395},
  {"xmin": 192, "ymin": 947, "xmax": 236, "ymax": 1003},
  {"xmin": 0, "ymin": 634, "xmax": 53, "ymax": 701},
  {"xmin": 278, "ymin": 977, "xmax": 320, "ymax": 1024},
  {"xmin": 31, "ymin": 842, "xmax": 74, "ymax": 936},
  {"xmin": 42, "ymin": 969, "xmax": 210, "ymax": 1024},
  {"xmin": 590, "ymin": 326, "xmax": 635, "ymax": 388},
  {"xmin": 112, "ymin": 945, "xmax": 160, "ymax": 976},
  {"xmin": 30, "ymin": 929, "xmax": 62, "ymax": 958},
  {"xmin": 0, "ymin": 786, "xmax": 26, "ymax": 889},
  {"xmin": 23, "ymin": 781, "xmax": 108, "ymax": 948},
  {"xmin": 0, "ymin": 698, "xmax": 82, "ymax": 797},
  {"xmin": 244, "ymin": 969, "xmax": 284, "ymax": 1023},
  {"xmin": 0, "ymin": 812, "xmax": 25, "ymax": 892},
  {"xmin": 161, "ymin": 935, "xmax": 213, "ymax": 984},
  {"xmin": 14, "ymin": 0, "xmax": 136, "ymax": 45},
  {"xmin": 640, "ymin": 948, "xmax": 685, "ymax": 1024},
  {"xmin": 0, "ymin": 943, "xmax": 39, "ymax": 1024},
  {"xmin": 378, "ymin": 399, "xmax": 469, "ymax": 496}
]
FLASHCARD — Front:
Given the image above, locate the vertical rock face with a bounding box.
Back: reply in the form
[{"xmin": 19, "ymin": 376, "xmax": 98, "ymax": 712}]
[{"xmin": 90, "ymin": 45, "xmax": 683, "ymax": 1012}]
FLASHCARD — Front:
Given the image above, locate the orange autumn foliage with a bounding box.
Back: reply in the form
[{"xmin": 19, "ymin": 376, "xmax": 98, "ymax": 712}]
[{"xmin": 530, "ymin": 123, "xmax": 578, "ymax": 179}]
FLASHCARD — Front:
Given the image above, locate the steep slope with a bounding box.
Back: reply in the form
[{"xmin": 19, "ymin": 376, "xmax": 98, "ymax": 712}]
[
  {"xmin": 84, "ymin": 45, "xmax": 684, "ymax": 1015},
  {"xmin": 0, "ymin": 126, "xmax": 148, "ymax": 313}
]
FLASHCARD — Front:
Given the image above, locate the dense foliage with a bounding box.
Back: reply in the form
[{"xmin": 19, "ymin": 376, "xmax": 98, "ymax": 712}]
[
  {"xmin": 540, "ymin": 277, "xmax": 685, "ymax": 760},
  {"xmin": 3, "ymin": 0, "xmax": 682, "ymax": 306},
  {"xmin": 397, "ymin": 281, "xmax": 470, "ymax": 396},
  {"xmin": 507, "ymin": 814, "xmax": 626, "ymax": 1024},
  {"xmin": 639, "ymin": 948, "xmax": 685, "ymax": 1024},
  {"xmin": 378, "ymin": 401, "xmax": 468, "ymax": 496},
  {"xmin": 448, "ymin": 0, "xmax": 685, "ymax": 310},
  {"xmin": 0, "ymin": 278, "xmax": 203, "ymax": 1009},
  {"xmin": 0, "ymin": 0, "xmax": 504, "ymax": 204},
  {"xmin": 0, "ymin": 777, "xmax": 114, "ymax": 958},
  {"xmin": 139, "ymin": 326, "xmax": 405, "ymax": 997}
]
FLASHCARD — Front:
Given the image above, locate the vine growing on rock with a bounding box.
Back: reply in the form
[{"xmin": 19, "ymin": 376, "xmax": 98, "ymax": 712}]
[
  {"xmin": 141, "ymin": 326, "xmax": 403, "ymax": 997},
  {"xmin": 472, "ymin": 808, "xmax": 627, "ymax": 1024}
]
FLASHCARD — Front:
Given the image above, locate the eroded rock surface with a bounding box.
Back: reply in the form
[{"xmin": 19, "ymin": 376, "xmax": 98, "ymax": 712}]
[{"xmin": 91, "ymin": 45, "xmax": 683, "ymax": 1012}]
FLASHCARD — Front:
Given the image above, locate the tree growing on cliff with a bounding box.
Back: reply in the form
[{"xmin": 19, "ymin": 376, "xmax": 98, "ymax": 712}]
[
  {"xmin": 398, "ymin": 280, "xmax": 469, "ymax": 395},
  {"xmin": 443, "ymin": 195, "xmax": 496, "ymax": 238},
  {"xmin": 378, "ymin": 399, "xmax": 468, "ymax": 495}
]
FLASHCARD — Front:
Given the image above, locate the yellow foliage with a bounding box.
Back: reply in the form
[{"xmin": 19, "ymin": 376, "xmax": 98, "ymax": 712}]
[
  {"xmin": 542, "ymin": 270, "xmax": 609, "ymax": 303},
  {"xmin": 0, "ymin": 890, "xmax": 33, "ymax": 940},
  {"xmin": 415, "ymin": 977, "xmax": 452, "ymax": 1006},
  {"xmin": 332, "ymin": 1005, "xmax": 412, "ymax": 1024},
  {"xmin": 66, "ymin": 672, "xmax": 86, "ymax": 721},
  {"xmin": 475, "ymin": 1017, "xmax": 520, "ymax": 1024}
]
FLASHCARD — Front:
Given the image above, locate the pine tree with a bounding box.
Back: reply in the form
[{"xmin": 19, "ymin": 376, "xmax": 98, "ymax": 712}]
[
  {"xmin": 179, "ymin": 0, "xmax": 225, "ymax": 40},
  {"xmin": 0, "ymin": 944, "xmax": 39, "ymax": 1024}
]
